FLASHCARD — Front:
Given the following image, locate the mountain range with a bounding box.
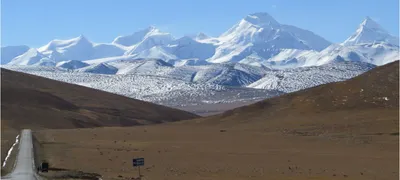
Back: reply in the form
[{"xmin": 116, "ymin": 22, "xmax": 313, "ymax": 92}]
[
  {"xmin": 4, "ymin": 60, "xmax": 375, "ymax": 113},
  {"xmin": 2, "ymin": 12, "xmax": 399, "ymax": 68}
]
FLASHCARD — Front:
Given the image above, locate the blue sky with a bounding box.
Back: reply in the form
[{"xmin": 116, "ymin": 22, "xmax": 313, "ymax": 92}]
[{"xmin": 2, "ymin": 0, "xmax": 399, "ymax": 47}]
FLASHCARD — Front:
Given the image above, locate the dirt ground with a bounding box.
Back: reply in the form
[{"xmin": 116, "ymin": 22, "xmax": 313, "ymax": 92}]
[{"xmin": 34, "ymin": 123, "xmax": 398, "ymax": 180}]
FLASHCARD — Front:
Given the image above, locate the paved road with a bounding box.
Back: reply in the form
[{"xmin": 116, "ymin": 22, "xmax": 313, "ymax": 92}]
[{"xmin": 2, "ymin": 129, "xmax": 41, "ymax": 180}]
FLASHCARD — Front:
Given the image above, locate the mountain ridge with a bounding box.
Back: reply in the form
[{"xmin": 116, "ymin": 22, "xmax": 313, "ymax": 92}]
[{"xmin": 3, "ymin": 13, "xmax": 398, "ymax": 68}]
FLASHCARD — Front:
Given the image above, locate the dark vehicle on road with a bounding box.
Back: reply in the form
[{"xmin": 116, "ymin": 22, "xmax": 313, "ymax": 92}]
[{"xmin": 38, "ymin": 161, "xmax": 49, "ymax": 173}]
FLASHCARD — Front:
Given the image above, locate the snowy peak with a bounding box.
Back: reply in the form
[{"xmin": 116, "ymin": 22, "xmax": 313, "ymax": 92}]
[
  {"xmin": 243, "ymin": 12, "xmax": 280, "ymax": 27},
  {"xmin": 143, "ymin": 26, "xmax": 171, "ymax": 38},
  {"xmin": 220, "ymin": 12, "xmax": 279, "ymax": 39},
  {"xmin": 361, "ymin": 17, "xmax": 386, "ymax": 32},
  {"xmin": 112, "ymin": 26, "xmax": 156, "ymax": 46},
  {"xmin": 342, "ymin": 17, "xmax": 399, "ymax": 46},
  {"xmin": 37, "ymin": 35, "xmax": 96, "ymax": 61},
  {"xmin": 112, "ymin": 26, "xmax": 173, "ymax": 47},
  {"xmin": 36, "ymin": 35, "xmax": 126, "ymax": 62},
  {"xmin": 211, "ymin": 12, "xmax": 331, "ymax": 63}
]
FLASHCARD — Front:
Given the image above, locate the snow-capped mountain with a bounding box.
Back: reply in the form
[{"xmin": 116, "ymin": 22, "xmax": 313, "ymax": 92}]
[
  {"xmin": 342, "ymin": 17, "xmax": 399, "ymax": 46},
  {"xmin": 120, "ymin": 30, "xmax": 216, "ymax": 61},
  {"xmin": 305, "ymin": 17, "xmax": 399, "ymax": 66},
  {"xmin": 38, "ymin": 35, "xmax": 95, "ymax": 61},
  {"xmin": 95, "ymin": 28, "xmax": 216, "ymax": 62},
  {"xmin": 123, "ymin": 27, "xmax": 174, "ymax": 55},
  {"xmin": 2, "ymin": 12, "xmax": 398, "ymax": 68},
  {"xmin": 36, "ymin": 35, "xmax": 126, "ymax": 62},
  {"xmin": 112, "ymin": 26, "xmax": 163, "ymax": 47},
  {"xmin": 207, "ymin": 12, "xmax": 332, "ymax": 64}
]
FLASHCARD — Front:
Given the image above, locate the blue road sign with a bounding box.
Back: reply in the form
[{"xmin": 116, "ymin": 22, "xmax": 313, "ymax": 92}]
[{"xmin": 133, "ymin": 158, "xmax": 144, "ymax": 167}]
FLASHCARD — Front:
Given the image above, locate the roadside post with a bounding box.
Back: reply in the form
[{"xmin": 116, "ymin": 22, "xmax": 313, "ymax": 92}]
[{"xmin": 133, "ymin": 157, "xmax": 144, "ymax": 179}]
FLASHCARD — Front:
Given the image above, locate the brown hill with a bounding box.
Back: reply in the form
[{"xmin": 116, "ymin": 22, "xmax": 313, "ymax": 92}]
[
  {"xmin": 0, "ymin": 68, "xmax": 199, "ymax": 130},
  {"xmin": 194, "ymin": 61, "xmax": 399, "ymax": 135}
]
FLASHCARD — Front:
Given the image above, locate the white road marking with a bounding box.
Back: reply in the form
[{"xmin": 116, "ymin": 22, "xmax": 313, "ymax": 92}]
[{"xmin": 2, "ymin": 134, "xmax": 20, "ymax": 168}]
